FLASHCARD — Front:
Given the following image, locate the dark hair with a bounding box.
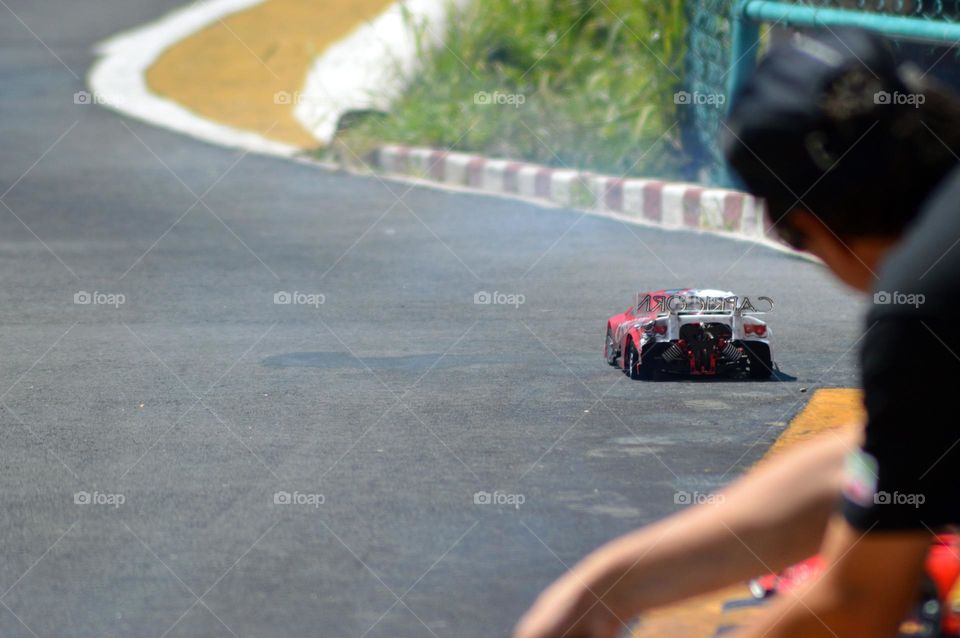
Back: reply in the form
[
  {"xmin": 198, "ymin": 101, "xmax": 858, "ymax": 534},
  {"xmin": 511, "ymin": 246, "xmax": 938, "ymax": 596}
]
[{"xmin": 724, "ymin": 30, "xmax": 960, "ymax": 238}]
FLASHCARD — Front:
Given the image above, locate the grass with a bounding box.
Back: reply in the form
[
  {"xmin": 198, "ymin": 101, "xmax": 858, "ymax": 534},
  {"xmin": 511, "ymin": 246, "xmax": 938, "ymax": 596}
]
[{"xmin": 328, "ymin": 0, "xmax": 689, "ymax": 179}]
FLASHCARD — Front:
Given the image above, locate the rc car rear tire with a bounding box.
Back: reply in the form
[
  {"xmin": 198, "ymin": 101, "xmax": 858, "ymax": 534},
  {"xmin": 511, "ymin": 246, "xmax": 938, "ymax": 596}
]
[
  {"xmin": 744, "ymin": 343, "xmax": 773, "ymax": 379},
  {"xmin": 627, "ymin": 342, "xmax": 642, "ymax": 380},
  {"xmin": 627, "ymin": 341, "xmax": 654, "ymax": 380},
  {"xmin": 605, "ymin": 328, "xmax": 619, "ymax": 366}
]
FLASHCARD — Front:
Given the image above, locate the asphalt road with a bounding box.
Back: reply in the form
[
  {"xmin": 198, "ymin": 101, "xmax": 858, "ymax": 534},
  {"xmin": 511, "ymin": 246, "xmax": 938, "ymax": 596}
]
[{"xmin": 0, "ymin": 1, "xmax": 866, "ymax": 636}]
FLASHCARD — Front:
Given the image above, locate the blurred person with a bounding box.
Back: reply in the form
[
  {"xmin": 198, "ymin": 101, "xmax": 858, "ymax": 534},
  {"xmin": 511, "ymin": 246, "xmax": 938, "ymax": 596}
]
[{"xmin": 514, "ymin": 28, "xmax": 960, "ymax": 638}]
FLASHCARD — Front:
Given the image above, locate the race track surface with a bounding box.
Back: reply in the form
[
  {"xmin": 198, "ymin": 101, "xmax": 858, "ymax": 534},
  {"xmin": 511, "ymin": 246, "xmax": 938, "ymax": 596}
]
[{"xmin": 0, "ymin": 1, "xmax": 866, "ymax": 636}]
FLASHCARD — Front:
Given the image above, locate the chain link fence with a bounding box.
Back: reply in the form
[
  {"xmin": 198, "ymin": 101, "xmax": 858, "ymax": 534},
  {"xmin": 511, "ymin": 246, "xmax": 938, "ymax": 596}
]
[
  {"xmin": 683, "ymin": 0, "xmax": 734, "ymax": 184},
  {"xmin": 684, "ymin": 0, "xmax": 960, "ymax": 185}
]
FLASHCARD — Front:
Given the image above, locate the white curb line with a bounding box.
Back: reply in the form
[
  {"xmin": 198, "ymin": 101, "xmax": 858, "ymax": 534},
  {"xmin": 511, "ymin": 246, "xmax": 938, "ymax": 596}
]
[
  {"xmin": 293, "ymin": 0, "xmax": 470, "ymax": 144},
  {"xmin": 88, "ymin": 0, "xmax": 299, "ymax": 157}
]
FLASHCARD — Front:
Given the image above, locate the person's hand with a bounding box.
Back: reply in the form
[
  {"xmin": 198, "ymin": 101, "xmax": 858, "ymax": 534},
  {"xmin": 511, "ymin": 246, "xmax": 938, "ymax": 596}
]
[{"xmin": 513, "ymin": 565, "xmax": 629, "ymax": 638}]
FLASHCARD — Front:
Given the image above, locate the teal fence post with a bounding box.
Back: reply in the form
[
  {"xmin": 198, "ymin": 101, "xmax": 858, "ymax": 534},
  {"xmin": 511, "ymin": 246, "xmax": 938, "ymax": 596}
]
[
  {"xmin": 727, "ymin": 0, "xmax": 760, "ymax": 114},
  {"xmin": 717, "ymin": 0, "xmax": 759, "ymax": 185}
]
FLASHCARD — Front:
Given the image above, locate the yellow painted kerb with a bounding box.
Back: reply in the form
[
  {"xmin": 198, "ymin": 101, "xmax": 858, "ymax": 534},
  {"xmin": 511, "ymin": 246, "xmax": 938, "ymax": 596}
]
[
  {"xmin": 765, "ymin": 388, "xmax": 864, "ymax": 458},
  {"xmin": 146, "ymin": 0, "xmax": 395, "ymax": 147}
]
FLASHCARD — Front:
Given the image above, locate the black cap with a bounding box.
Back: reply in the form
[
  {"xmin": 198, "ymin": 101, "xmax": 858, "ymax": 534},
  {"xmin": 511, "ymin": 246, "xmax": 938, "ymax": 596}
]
[{"xmin": 723, "ymin": 28, "xmax": 929, "ymax": 232}]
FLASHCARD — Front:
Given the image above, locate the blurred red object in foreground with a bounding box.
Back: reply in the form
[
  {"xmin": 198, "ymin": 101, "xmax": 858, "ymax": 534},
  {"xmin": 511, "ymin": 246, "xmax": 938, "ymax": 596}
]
[{"xmin": 748, "ymin": 533, "xmax": 960, "ymax": 637}]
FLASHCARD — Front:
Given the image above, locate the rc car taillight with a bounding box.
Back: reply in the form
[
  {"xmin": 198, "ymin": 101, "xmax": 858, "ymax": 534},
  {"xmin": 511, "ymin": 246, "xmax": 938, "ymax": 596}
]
[
  {"xmin": 654, "ymin": 324, "xmax": 668, "ymax": 335},
  {"xmin": 745, "ymin": 324, "xmax": 767, "ymax": 337}
]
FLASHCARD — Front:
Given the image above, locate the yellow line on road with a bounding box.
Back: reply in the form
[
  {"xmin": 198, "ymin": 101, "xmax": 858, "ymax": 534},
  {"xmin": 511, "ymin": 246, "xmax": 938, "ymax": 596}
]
[
  {"xmin": 765, "ymin": 388, "xmax": 864, "ymax": 459},
  {"xmin": 634, "ymin": 388, "xmax": 864, "ymax": 637},
  {"xmin": 146, "ymin": 0, "xmax": 395, "ymax": 147}
]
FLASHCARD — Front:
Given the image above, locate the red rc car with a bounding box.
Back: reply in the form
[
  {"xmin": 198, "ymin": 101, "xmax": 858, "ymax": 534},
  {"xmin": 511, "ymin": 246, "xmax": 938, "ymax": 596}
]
[
  {"xmin": 748, "ymin": 533, "xmax": 960, "ymax": 636},
  {"xmin": 604, "ymin": 288, "xmax": 773, "ymax": 379}
]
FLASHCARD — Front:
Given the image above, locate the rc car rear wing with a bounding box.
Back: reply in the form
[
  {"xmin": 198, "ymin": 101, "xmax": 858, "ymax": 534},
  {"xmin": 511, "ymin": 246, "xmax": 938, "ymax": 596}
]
[{"xmin": 635, "ymin": 292, "xmax": 772, "ymax": 315}]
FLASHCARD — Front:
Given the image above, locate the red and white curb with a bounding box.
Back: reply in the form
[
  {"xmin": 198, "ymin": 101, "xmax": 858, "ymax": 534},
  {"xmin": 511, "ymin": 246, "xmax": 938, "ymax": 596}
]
[{"xmin": 376, "ymin": 145, "xmax": 795, "ymax": 252}]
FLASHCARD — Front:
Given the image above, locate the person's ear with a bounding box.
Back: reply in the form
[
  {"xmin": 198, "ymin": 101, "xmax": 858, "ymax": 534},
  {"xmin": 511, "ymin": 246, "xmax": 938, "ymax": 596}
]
[{"xmin": 789, "ymin": 210, "xmax": 874, "ymax": 292}]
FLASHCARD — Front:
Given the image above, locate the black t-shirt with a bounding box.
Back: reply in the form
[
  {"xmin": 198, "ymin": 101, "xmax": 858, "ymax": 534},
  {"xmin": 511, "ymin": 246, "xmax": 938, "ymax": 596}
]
[{"xmin": 841, "ymin": 167, "xmax": 960, "ymax": 531}]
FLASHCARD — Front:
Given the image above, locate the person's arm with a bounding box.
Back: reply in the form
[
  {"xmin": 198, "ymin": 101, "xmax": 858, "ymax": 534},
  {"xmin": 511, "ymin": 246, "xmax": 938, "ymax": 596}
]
[
  {"xmin": 732, "ymin": 516, "xmax": 930, "ymax": 638},
  {"xmin": 514, "ymin": 427, "xmax": 859, "ymax": 638}
]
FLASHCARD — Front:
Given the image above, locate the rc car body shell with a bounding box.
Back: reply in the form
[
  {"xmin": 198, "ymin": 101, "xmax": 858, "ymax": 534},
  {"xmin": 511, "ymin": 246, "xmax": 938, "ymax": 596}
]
[{"xmin": 605, "ymin": 288, "xmax": 773, "ymax": 378}]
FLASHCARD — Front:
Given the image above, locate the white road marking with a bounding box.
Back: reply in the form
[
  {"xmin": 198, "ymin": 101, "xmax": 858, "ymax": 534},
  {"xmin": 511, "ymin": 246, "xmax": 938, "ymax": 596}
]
[
  {"xmin": 88, "ymin": 0, "xmax": 299, "ymax": 157},
  {"xmin": 294, "ymin": 0, "xmax": 470, "ymax": 143}
]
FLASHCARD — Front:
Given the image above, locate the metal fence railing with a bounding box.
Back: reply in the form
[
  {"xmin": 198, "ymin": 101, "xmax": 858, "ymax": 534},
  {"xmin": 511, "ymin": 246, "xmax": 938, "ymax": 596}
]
[{"xmin": 684, "ymin": 0, "xmax": 960, "ymax": 185}]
